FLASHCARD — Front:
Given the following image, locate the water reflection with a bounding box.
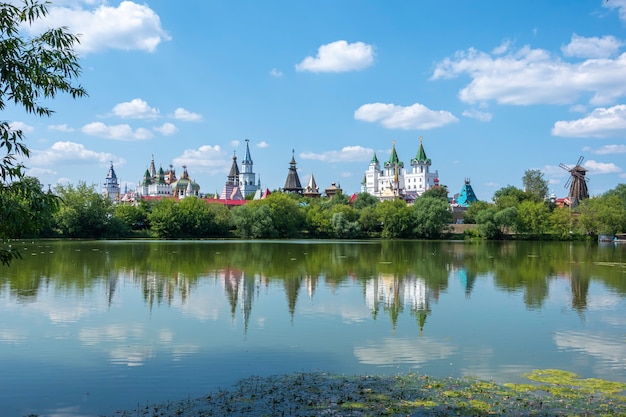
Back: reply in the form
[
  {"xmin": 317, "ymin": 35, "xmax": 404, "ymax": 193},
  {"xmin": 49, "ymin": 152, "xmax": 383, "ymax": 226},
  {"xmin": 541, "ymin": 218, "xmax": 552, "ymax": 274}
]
[
  {"xmin": 2, "ymin": 240, "xmax": 626, "ymax": 322},
  {"xmin": 1, "ymin": 240, "xmax": 626, "ymax": 417}
]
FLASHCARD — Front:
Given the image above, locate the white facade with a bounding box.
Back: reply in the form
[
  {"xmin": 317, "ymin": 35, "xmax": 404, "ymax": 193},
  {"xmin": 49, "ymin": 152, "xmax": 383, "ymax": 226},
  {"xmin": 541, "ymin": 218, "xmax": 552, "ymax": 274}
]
[{"xmin": 363, "ymin": 138, "xmax": 438, "ymax": 200}]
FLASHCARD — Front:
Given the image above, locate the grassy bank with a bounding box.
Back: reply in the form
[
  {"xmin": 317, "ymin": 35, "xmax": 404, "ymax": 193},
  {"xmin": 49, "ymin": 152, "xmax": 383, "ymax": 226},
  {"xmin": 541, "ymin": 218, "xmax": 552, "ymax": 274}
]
[{"xmin": 110, "ymin": 369, "xmax": 626, "ymax": 416}]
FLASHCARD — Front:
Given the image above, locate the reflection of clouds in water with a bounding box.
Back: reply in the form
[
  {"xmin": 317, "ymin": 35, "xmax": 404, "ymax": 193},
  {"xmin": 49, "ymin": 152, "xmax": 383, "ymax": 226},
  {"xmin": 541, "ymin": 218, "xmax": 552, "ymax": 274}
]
[
  {"xmin": 0, "ymin": 328, "xmax": 27, "ymax": 344},
  {"xmin": 38, "ymin": 295, "xmax": 105, "ymax": 324},
  {"xmin": 79, "ymin": 325, "xmax": 199, "ymax": 365},
  {"xmin": 601, "ymin": 314, "xmax": 626, "ymax": 327},
  {"xmin": 554, "ymin": 331, "xmax": 626, "ymax": 371},
  {"xmin": 79, "ymin": 323, "xmax": 144, "ymax": 346},
  {"xmin": 171, "ymin": 344, "xmax": 200, "ymax": 361},
  {"xmin": 109, "ymin": 345, "xmax": 155, "ymax": 367},
  {"xmin": 586, "ymin": 294, "xmax": 621, "ymax": 311},
  {"xmin": 354, "ymin": 337, "xmax": 457, "ymax": 366},
  {"xmin": 296, "ymin": 291, "xmax": 372, "ymax": 324},
  {"xmin": 172, "ymin": 285, "xmax": 226, "ymax": 321}
]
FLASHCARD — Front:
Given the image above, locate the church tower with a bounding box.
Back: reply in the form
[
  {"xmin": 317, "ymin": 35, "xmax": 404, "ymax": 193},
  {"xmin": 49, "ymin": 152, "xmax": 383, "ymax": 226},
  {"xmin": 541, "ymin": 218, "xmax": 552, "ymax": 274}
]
[
  {"xmin": 103, "ymin": 162, "xmax": 120, "ymax": 202},
  {"xmin": 220, "ymin": 152, "xmax": 244, "ymax": 200},
  {"xmin": 283, "ymin": 150, "xmax": 303, "ymax": 194},
  {"xmin": 239, "ymin": 139, "xmax": 258, "ymax": 197}
]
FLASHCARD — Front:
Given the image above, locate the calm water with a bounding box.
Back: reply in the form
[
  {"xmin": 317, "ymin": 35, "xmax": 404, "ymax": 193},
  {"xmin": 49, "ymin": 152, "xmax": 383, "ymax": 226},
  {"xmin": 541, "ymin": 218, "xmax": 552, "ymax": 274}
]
[{"xmin": 1, "ymin": 239, "xmax": 625, "ymax": 417}]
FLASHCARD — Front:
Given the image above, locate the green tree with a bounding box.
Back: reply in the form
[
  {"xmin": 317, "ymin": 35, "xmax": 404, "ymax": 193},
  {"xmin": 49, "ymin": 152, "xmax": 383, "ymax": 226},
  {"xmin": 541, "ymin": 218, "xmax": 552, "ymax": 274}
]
[
  {"xmin": 260, "ymin": 192, "xmax": 305, "ymax": 237},
  {"xmin": 231, "ymin": 203, "xmax": 277, "ymax": 238},
  {"xmin": 463, "ymin": 200, "xmax": 489, "ymax": 224},
  {"xmin": 578, "ymin": 195, "xmax": 626, "ymax": 236},
  {"xmin": 115, "ymin": 203, "xmax": 148, "ymax": 231},
  {"xmin": 148, "ymin": 198, "xmax": 180, "ymax": 238},
  {"xmin": 412, "ymin": 196, "xmax": 452, "ymax": 238},
  {"xmin": 493, "ymin": 185, "xmax": 531, "ymax": 209},
  {"xmin": 0, "ymin": 1, "xmax": 86, "ymax": 264},
  {"xmin": 53, "ymin": 182, "xmax": 119, "ymax": 238},
  {"xmin": 375, "ymin": 199, "xmax": 413, "ymax": 238},
  {"xmin": 420, "ymin": 186, "xmax": 449, "ymax": 201},
  {"xmin": 358, "ymin": 206, "xmax": 381, "ymax": 235},
  {"xmin": 515, "ymin": 200, "xmax": 550, "ymax": 236},
  {"xmin": 331, "ymin": 212, "xmax": 361, "ymax": 238},
  {"xmin": 0, "ymin": 177, "xmax": 60, "ymax": 262},
  {"xmin": 549, "ymin": 207, "xmax": 575, "ymax": 239},
  {"xmin": 522, "ymin": 169, "xmax": 549, "ymax": 202},
  {"xmin": 351, "ymin": 192, "xmax": 379, "ymax": 210}
]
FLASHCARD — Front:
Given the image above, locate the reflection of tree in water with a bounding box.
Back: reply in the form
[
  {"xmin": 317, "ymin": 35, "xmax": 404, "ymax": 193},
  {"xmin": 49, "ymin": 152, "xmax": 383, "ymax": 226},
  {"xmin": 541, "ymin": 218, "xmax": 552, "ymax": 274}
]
[{"xmin": 2, "ymin": 240, "xmax": 626, "ymax": 326}]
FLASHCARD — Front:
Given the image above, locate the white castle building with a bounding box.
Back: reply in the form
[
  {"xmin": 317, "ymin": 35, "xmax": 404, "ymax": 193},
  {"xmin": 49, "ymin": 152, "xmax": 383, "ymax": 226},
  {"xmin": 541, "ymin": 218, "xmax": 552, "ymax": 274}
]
[{"xmin": 362, "ymin": 137, "xmax": 439, "ymax": 201}]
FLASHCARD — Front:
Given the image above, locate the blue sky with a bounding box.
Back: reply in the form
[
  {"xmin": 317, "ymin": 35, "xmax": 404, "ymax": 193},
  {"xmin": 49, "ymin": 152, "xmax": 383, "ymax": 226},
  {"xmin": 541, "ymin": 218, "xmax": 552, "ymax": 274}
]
[{"xmin": 8, "ymin": 0, "xmax": 626, "ymax": 201}]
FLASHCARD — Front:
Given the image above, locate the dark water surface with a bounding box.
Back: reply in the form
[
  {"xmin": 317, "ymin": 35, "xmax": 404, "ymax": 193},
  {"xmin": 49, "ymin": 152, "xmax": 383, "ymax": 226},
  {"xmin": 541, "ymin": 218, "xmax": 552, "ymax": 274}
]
[{"xmin": 1, "ymin": 239, "xmax": 625, "ymax": 417}]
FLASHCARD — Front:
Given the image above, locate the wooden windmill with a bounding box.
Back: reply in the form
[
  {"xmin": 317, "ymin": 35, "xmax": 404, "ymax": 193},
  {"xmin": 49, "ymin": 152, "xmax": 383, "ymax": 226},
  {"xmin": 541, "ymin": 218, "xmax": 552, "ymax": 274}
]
[{"xmin": 559, "ymin": 156, "xmax": 589, "ymax": 207}]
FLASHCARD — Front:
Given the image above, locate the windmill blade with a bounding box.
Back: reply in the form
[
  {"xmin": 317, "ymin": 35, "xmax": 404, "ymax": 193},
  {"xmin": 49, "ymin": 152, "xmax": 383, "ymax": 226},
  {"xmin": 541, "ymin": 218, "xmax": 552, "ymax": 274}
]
[
  {"xmin": 576, "ymin": 155, "xmax": 584, "ymax": 166},
  {"xmin": 564, "ymin": 177, "xmax": 572, "ymax": 188},
  {"xmin": 559, "ymin": 163, "xmax": 571, "ymax": 171}
]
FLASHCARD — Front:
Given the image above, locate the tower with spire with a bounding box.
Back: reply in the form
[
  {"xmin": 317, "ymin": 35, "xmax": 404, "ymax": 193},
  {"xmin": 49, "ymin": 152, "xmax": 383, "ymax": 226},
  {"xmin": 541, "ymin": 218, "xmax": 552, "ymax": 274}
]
[
  {"xmin": 283, "ymin": 150, "xmax": 303, "ymax": 194},
  {"xmin": 103, "ymin": 162, "xmax": 121, "ymax": 202},
  {"xmin": 239, "ymin": 139, "xmax": 259, "ymax": 197},
  {"xmin": 220, "ymin": 152, "xmax": 243, "ymax": 200}
]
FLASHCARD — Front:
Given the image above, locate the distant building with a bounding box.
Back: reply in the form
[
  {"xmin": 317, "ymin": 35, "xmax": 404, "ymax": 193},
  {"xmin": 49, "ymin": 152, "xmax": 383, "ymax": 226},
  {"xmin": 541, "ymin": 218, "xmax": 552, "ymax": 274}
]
[
  {"xmin": 220, "ymin": 152, "xmax": 244, "ymax": 200},
  {"xmin": 283, "ymin": 150, "xmax": 303, "ymax": 194},
  {"xmin": 220, "ymin": 139, "xmax": 260, "ymax": 200},
  {"xmin": 303, "ymin": 173, "xmax": 321, "ymax": 198},
  {"xmin": 324, "ymin": 182, "xmax": 342, "ymax": 198},
  {"xmin": 363, "ymin": 137, "xmax": 439, "ymax": 201},
  {"xmin": 452, "ymin": 179, "xmax": 478, "ymax": 207},
  {"xmin": 102, "ymin": 162, "xmax": 120, "ymax": 202},
  {"xmin": 239, "ymin": 139, "xmax": 260, "ymax": 197},
  {"xmin": 136, "ymin": 157, "xmax": 199, "ymax": 198}
]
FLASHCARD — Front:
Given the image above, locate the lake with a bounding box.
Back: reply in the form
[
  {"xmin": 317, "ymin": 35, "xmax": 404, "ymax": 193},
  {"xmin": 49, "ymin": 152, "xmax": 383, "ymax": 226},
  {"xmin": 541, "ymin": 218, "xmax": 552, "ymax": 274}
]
[{"xmin": 1, "ymin": 239, "xmax": 625, "ymax": 417}]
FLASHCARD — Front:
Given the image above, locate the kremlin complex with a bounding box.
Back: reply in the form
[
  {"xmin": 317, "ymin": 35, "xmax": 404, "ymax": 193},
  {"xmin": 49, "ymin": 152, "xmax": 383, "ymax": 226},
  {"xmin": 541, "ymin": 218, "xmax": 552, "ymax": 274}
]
[{"xmin": 102, "ymin": 137, "xmax": 478, "ymax": 209}]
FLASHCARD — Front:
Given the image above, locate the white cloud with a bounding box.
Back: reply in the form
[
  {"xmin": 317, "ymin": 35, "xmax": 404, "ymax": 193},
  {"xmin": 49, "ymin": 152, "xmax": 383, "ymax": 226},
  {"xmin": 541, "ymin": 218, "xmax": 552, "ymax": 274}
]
[
  {"xmin": 590, "ymin": 144, "xmax": 626, "ymax": 154},
  {"xmin": 257, "ymin": 141, "xmax": 269, "ymax": 148},
  {"xmin": 552, "ymin": 105, "xmax": 626, "ymax": 138},
  {"xmin": 296, "ymin": 40, "xmax": 374, "ymax": 73},
  {"xmin": 48, "ymin": 124, "xmax": 75, "ymax": 132},
  {"xmin": 561, "ymin": 34, "xmax": 623, "ymax": 59},
  {"xmin": 231, "ymin": 140, "xmax": 240, "ymax": 148},
  {"xmin": 584, "ymin": 159, "xmax": 622, "ymax": 174},
  {"xmin": 172, "ymin": 145, "xmax": 230, "ymax": 176},
  {"xmin": 29, "ymin": 141, "xmax": 122, "ymax": 167},
  {"xmin": 431, "ymin": 45, "xmax": 626, "ymax": 106},
  {"xmin": 604, "ymin": 0, "xmax": 626, "ymax": 23},
  {"xmin": 270, "ymin": 68, "xmax": 283, "ymax": 77},
  {"xmin": 300, "ymin": 146, "xmax": 374, "ymax": 163},
  {"xmin": 153, "ymin": 122, "xmax": 178, "ymax": 136},
  {"xmin": 462, "ymin": 108, "xmax": 493, "ymax": 122},
  {"xmin": 9, "ymin": 121, "xmax": 34, "ymax": 133},
  {"xmin": 82, "ymin": 122, "xmax": 153, "ymax": 141},
  {"xmin": 173, "ymin": 108, "xmax": 202, "ymax": 122},
  {"xmin": 112, "ymin": 98, "xmax": 159, "ymax": 119},
  {"xmin": 354, "ymin": 102, "xmax": 459, "ymax": 130},
  {"xmin": 31, "ymin": 1, "xmax": 170, "ymax": 54}
]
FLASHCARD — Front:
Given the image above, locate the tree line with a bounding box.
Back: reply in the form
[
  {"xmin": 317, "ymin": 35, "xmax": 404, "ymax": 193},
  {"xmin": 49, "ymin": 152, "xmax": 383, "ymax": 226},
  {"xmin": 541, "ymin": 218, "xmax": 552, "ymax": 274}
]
[{"xmin": 4, "ymin": 172, "xmax": 626, "ymax": 246}]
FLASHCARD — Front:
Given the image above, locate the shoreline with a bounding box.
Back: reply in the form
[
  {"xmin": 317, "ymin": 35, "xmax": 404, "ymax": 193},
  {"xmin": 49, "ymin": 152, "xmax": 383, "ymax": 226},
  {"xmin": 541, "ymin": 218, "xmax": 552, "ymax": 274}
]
[{"xmin": 109, "ymin": 370, "xmax": 626, "ymax": 417}]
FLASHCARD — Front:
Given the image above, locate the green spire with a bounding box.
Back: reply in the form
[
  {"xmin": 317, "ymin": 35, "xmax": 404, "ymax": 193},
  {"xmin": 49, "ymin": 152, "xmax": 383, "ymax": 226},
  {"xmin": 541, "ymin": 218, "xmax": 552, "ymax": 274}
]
[
  {"xmin": 388, "ymin": 141, "xmax": 400, "ymax": 165},
  {"xmin": 412, "ymin": 136, "xmax": 431, "ymax": 165},
  {"xmin": 370, "ymin": 152, "xmax": 379, "ymax": 164}
]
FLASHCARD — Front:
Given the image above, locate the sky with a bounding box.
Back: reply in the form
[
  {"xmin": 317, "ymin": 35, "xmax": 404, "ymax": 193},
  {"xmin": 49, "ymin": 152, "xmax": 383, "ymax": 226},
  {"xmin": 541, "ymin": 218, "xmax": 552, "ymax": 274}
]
[{"xmin": 7, "ymin": 0, "xmax": 626, "ymax": 201}]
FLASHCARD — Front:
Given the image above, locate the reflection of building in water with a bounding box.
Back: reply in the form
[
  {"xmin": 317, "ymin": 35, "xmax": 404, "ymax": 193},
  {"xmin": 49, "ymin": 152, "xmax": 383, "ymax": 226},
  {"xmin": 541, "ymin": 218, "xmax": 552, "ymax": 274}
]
[
  {"xmin": 452, "ymin": 267, "xmax": 476, "ymax": 298},
  {"xmin": 217, "ymin": 268, "xmax": 259, "ymax": 333},
  {"xmin": 365, "ymin": 273, "xmax": 433, "ymax": 334},
  {"xmin": 130, "ymin": 269, "xmax": 193, "ymax": 311},
  {"xmin": 553, "ymin": 269, "xmax": 590, "ymax": 316}
]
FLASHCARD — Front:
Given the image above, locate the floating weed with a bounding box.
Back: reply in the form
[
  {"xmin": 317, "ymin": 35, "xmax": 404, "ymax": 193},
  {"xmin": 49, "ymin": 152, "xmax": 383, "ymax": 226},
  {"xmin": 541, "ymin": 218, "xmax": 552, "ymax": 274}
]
[{"xmin": 110, "ymin": 370, "xmax": 626, "ymax": 417}]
